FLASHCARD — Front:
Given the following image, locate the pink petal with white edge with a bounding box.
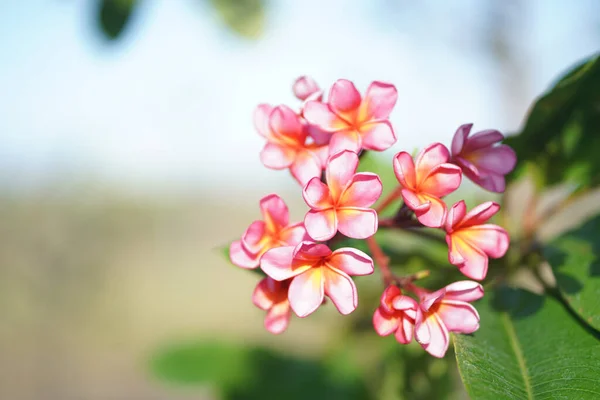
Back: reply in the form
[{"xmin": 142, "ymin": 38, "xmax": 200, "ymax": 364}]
[
  {"xmin": 450, "ymin": 123, "xmax": 473, "ymax": 155},
  {"xmin": 293, "ymin": 241, "xmax": 332, "ymax": 261},
  {"xmin": 303, "ymin": 101, "xmax": 344, "ymax": 132},
  {"xmin": 293, "ymin": 76, "xmax": 320, "ymax": 101},
  {"xmin": 463, "ymin": 225, "xmax": 510, "ymax": 258},
  {"xmin": 419, "ymin": 163, "xmax": 462, "ymax": 197},
  {"xmin": 438, "ymin": 301, "xmax": 480, "ymax": 334},
  {"xmin": 241, "ymin": 220, "xmax": 266, "ymax": 254},
  {"xmin": 269, "ymin": 105, "xmax": 305, "ymax": 143},
  {"xmin": 414, "ymin": 193, "xmax": 447, "ymax": 228},
  {"xmin": 392, "ymin": 295, "xmax": 418, "ymax": 312},
  {"xmin": 373, "ymin": 308, "xmax": 400, "ymax": 336},
  {"xmin": 447, "ymin": 235, "xmax": 489, "ymax": 280},
  {"xmin": 302, "ymin": 177, "xmax": 333, "ymax": 209},
  {"xmin": 445, "ymin": 201, "xmax": 467, "ymax": 232},
  {"xmin": 416, "ymin": 312, "xmax": 450, "ymax": 358},
  {"xmin": 419, "ymin": 288, "xmax": 446, "ymax": 312},
  {"xmin": 361, "ymin": 81, "xmax": 398, "ymax": 121},
  {"xmin": 326, "ymin": 150, "xmax": 360, "ymax": 200},
  {"xmin": 288, "ymin": 268, "xmax": 324, "ymax": 317},
  {"xmin": 254, "ymin": 103, "xmax": 274, "ymax": 138},
  {"xmin": 329, "ymin": 130, "xmax": 362, "ymax": 155},
  {"xmin": 337, "ymin": 207, "xmax": 378, "ymax": 239},
  {"xmin": 360, "ymin": 120, "xmax": 397, "ymax": 151},
  {"xmin": 415, "ymin": 143, "xmax": 451, "ymax": 179},
  {"xmin": 463, "ymin": 129, "xmax": 505, "ymax": 152},
  {"xmin": 290, "ymin": 150, "xmax": 323, "ymax": 186},
  {"xmin": 458, "ymin": 201, "xmax": 500, "ymax": 228},
  {"xmin": 304, "ymin": 209, "xmax": 337, "ymax": 241},
  {"xmin": 340, "ymin": 173, "xmax": 383, "ymax": 208},
  {"xmin": 400, "ymin": 189, "xmax": 431, "ymax": 214},
  {"xmin": 395, "ymin": 316, "xmax": 414, "ymax": 344},
  {"xmin": 260, "ymin": 194, "xmax": 290, "ymax": 232},
  {"xmin": 252, "ymin": 277, "xmax": 276, "ymax": 310},
  {"xmin": 279, "ymin": 223, "xmax": 308, "ymax": 246},
  {"xmin": 323, "ymin": 267, "xmax": 358, "ymax": 315},
  {"xmin": 327, "ymin": 247, "xmax": 374, "ymax": 276},
  {"xmin": 229, "ymin": 240, "xmax": 260, "ymax": 269},
  {"xmin": 261, "ymin": 246, "xmax": 307, "ymax": 281},
  {"xmin": 265, "ymin": 301, "xmax": 291, "ymax": 334},
  {"xmin": 444, "ymin": 280, "xmax": 484, "ymax": 302},
  {"xmin": 393, "ymin": 152, "xmax": 417, "ymax": 189},
  {"xmin": 380, "ymin": 285, "xmax": 402, "ymax": 313},
  {"xmin": 329, "ymin": 79, "xmax": 362, "ymax": 114},
  {"xmin": 260, "ymin": 143, "xmax": 295, "ymax": 169}
]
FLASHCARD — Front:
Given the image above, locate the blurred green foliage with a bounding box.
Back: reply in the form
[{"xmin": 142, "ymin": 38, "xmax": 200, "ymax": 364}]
[{"xmin": 98, "ymin": 0, "xmax": 137, "ymax": 39}]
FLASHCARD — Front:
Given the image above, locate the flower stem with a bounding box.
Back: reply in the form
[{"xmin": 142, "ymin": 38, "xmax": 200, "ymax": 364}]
[
  {"xmin": 365, "ymin": 236, "xmax": 394, "ymax": 285},
  {"xmin": 375, "ymin": 185, "xmax": 403, "ymax": 214}
]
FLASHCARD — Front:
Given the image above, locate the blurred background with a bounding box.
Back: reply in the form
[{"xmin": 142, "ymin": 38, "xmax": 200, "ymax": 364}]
[{"xmin": 0, "ymin": 0, "xmax": 599, "ymax": 399}]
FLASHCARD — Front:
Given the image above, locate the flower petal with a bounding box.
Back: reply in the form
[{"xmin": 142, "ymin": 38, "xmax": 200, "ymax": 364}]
[
  {"xmin": 337, "ymin": 207, "xmax": 378, "ymax": 239},
  {"xmin": 326, "ymin": 150, "xmax": 359, "ymax": 200},
  {"xmin": 327, "ymin": 247, "xmax": 374, "ymax": 276},
  {"xmin": 470, "ymin": 145, "xmax": 517, "ymax": 175},
  {"xmin": 443, "ymin": 280, "xmax": 484, "ymax": 302},
  {"xmin": 303, "ymin": 101, "xmax": 346, "ymax": 132},
  {"xmin": 329, "ymin": 79, "xmax": 362, "ymax": 115},
  {"xmin": 260, "ymin": 143, "xmax": 295, "ymax": 169},
  {"xmin": 293, "ymin": 76, "xmax": 320, "ymax": 101},
  {"xmin": 393, "ymin": 151, "xmax": 417, "ymax": 189},
  {"xmin": 302, "ymin": 177, "xmax": 333, "ymax": 209},
  {"xmin": 293, "ymin": 241, "xmax": 332, "ymax": 260},
  {"xmin": 418, "ymin": 313, "xmax": 450, "ymax": 358},
  {"xmin": 445, "ymin": 201, "xmax": 467, "ymax": 232},
  {"xmin": 340, "ymin": 173, "xmax": 382, "ymax": 208},
  {"xmin": 360, "ymin": 120, "xmax": 397, "ymax": 151},
  {"xmin": 438, "ymin": 300, "xmax": 480, "ymax": 334},
  {"xmin": 241, "ymin": 220, "xmax": 266, "ymax": 254},
  {"xmin": 477, "ymin": 173, "xmax": 507, "ymax": 193},
  {"xmin": 288, "ymin": 268, "xmax": 324, "ymax": 317},
  {"xmin": 458, "ymin": 201, "xmax": 500, "ymax": 228},
  {"xmin": 279, "ymin": 222, "xmax": 308, "ymax": 246},
  {"xmin": 414, "ymin": 309, "xmax": 430, "ymax": 345},
  {"xmin": 373, "ymin": 308, "xmax": 400, "ymax": 336},
  {"xmin": 380, "ymin": 285, "xmax": 402, "ymax": 313},
  {"xmin": 461, "ymin": 225, "xmax": 510, "ymax": 259},
  {"xmin": 419, "ymin": 163, "xmax": 462, "ymax": 197},
  {"xmin": 254, "ymin": 103, "xmax": 274, "ymax": 138},
  {"xmin": 252, "ymin": 277, "xmax": 277, "ymax": 310},
  {"xmin": 463, "ymin": 129, "xmax": 504, "ymax": 152},
  {"xmin": 392, "ymin": 295, "xmax": 418, "ymax": 312},
  {"xmin": 269, "ymin": 105, "xmax": 305, "ymax": 144},
  {"xmin": 450, "ymin": 123, "xmax": 472, "ymax": 155},
  {"xmin": 414, "ymin": 193, "xmax": 447, "ymax": 228},
  {"xmin": 260, "ymin": 194, "xmax": 290, "ymax": 233},
  {"xmin": 395, "ymin": 316, "xmax": 415, "ymax": 344},
  {"xmin": 229, "ymin": 240, "xmax": 260, "ymax": 269},
  {"xmin": 323, "ymin": 267, "xmax": 358, "ymax": 315},
  {"xmin": 261, "ymin": 246, "xmax": 308, "ymax": 281},
  {"xmin": 264, "ymin": 301, "xmax": 291, "ymax": 334},
  {"xmin": 290, "ymin": 150, "xmax": 323, "ymax": 186},
  {"xmin": 304, "ymin": 209, "xmax": 337, "ymax": 241},
  {"xmin": 329, "ymin": 130, "xmax": 362, "ymax": 154},
  {"xmin": 415, "ymin": 143, "xmax": 450, "ymax": 180},
  {"xmin": 360, "ymin": 81, "xmax": 398, "ymax": 121},
  {"xmin": 400, "ymin": 189, "xmax": 431, "ymax": 213},
  {"xmin": 447, "ymin": 234, "xmax": 489, "ymax": 280}
]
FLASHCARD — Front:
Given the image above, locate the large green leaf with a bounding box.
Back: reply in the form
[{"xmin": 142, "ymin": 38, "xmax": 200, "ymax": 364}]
[
  {"xmin": 97, "ymin": 0, "xmax": 137, "ymax": 40},
  {"xmin": 544, "ymin": 215, "xmax": 600, "ymax": 331},
  {"xmin": 505, "ymin": 54, "xmax": 600, "ymax": 190},
  {"xmin": 454, "ymin": 286, "xmax": 600, "ymax": 399}
]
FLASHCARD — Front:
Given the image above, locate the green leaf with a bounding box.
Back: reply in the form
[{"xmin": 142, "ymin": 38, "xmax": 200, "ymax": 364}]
[
  {"xmin": 207, "ymin": 0, "xmax": 265, "ymax": 39},
  {"xmin": 454, "ymin": 286, "xmax": 600, "ymax": 399},
  {"xmin": 505, "ymin": 53, "xmax": 600, "ymax": 190},
  {"xmin": 97, "ymin": 0, "xmax": 137, "ymax": 40},
  {"xmin": 150, "ymin": 340, "xmax": 369, "ymax": 399},
  {"xmin": 544, "ymin": 214, "xmax": 600, "ymax": 330}
]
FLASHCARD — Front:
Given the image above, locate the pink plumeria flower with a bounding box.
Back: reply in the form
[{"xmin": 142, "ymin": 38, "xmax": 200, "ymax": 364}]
[
  {"xmin": 302, "ymin": 150, "xmax": 382, "ymax": 241},
  {"xmin": 255, "ymin": 104, "xmax": 328, "ymax": 186},
  {"xmin": 293, "ymin": 75, "xmax": 322, "ymax": 101},
  {"xmin": 373, "ymin": 285, "xmax": 418, "ymax": 344},
  {"xmin": 252, "ymin": 277, "xmax": 292, "ymax": 334},
  {"xmin": 445, "ymin": 200, "xmax": 510, "ymax": 280},
  {"xmin": 260, "ymin": 241, "xmax": 374, "ymax": 317},
  {"xmin": 450, "ymin": 123, "xmax": 517, "ymax": 193},
  {"xmin": 303, "ymin": 79, "xmax": 398, "ymax": 154},
  {"xmin": 229, "ymin": 194, "xmax": 307, "ymax": 269},
  {"xmin": 414, "ymin": 281, "xmax": 484, "ymax": 358},
  {"xmin": 393, "ymin": 143, "xmax": 462, "ymax": 228}
]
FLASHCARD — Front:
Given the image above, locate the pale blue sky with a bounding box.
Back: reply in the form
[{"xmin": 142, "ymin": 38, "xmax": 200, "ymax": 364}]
[{"xmin": 0, "ymin": 0, "xmax": 598, "ymax": 193}]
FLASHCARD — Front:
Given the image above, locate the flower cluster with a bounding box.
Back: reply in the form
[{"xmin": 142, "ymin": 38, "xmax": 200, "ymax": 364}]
[{"xmin": 228, "ymin": 76, "xmax": 516, "ymax": 358}]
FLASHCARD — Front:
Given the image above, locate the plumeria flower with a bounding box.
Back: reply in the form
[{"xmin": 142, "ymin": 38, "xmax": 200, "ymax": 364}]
[
  {"xmin": 303, "ymin": 79, "xmax": 398, "ymax": 154},
  {"xmin": 373, "ymin": 285, "xmax": 418, "ymax": 344},
  {"xmin": 293, "ymin": 75, "xmax": 322, "ymax": 101},
  {"xmin": 260, "ymin": 241, "xmax": 374, "ymax": 317},
  {"xmin": 445, "ymin": 200, "xmax": 510, "ymax": 280},
  {"xmin": 229, "ymin": 194, "xmax": 307, "ymax": 269},
  {"xmin": 302, "ymin": 150, "xmax": 382, "ymax": 241},
  {"xmin": 255, "ymin": 104, "xmax": 328, "ymax": 186},
  {"xmin": 252, "ymin": 277, "xmax": 292, "ymax": 334},
  {"xmin": 413, "ymin": 281, "xmax": 484, "ymax": 358},
  {"xmin": 393, "ymin": 143, "xmax": 462, "ymax": 228},
  {"xmin": 450, "ymin": 123, "xmax": 517, "ymax": 193}
]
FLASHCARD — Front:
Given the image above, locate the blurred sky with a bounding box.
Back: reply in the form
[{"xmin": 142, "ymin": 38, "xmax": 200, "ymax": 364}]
[{"xmin": 0, "ymin": 0, "xmax": 598, "ymax": 194}]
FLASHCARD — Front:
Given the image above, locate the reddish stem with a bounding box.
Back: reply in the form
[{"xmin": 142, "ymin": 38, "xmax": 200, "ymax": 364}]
[
  {"xmin": 365, "ymin": 236, "xmax": 394, "ymax": 285},
  {"xmin": 375, "ymin": 185, "xmax": 403, "ymax": 214}
]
